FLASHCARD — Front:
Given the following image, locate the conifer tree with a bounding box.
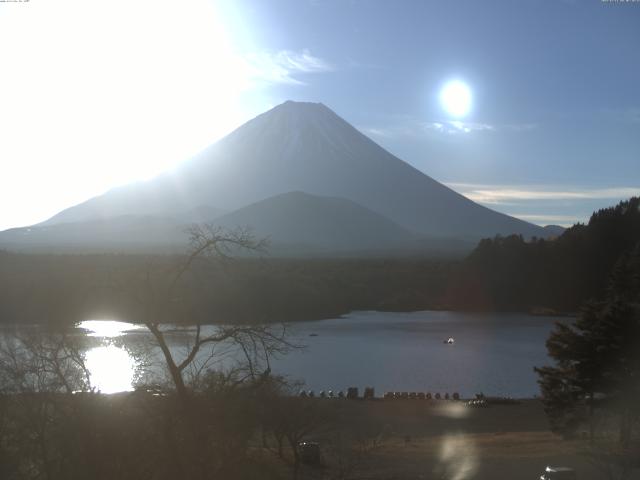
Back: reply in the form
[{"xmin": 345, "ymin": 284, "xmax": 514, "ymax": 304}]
[{"xmin": 535, "ymin": 243, "xmax": 640, "ymax": 445}]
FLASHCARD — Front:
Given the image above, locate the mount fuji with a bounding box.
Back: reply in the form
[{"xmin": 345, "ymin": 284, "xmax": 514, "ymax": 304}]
[{"xmin": 0, "ymin": 101, "xmax": 547, "ymax": 255}]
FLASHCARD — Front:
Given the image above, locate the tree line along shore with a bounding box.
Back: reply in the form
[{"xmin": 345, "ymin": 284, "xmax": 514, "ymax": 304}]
[{"xmin": 1, "ymin": 197, "xmax": 639, "ymax": 326}]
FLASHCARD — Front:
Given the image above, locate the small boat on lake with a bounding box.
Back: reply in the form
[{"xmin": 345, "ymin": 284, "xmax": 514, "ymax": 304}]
[{"xmin": 444, "ymin": 337, "xmax": 455, "ymax": 345}]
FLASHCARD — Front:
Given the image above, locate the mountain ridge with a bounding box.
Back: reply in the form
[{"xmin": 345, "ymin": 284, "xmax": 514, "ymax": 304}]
[
  {"xmin": 6, "ymin": 100, "xmax": 547, "ymax": 253},
  {"xmin": 1, "ymin": 191, "xmax": 475, "ymax": 256}
]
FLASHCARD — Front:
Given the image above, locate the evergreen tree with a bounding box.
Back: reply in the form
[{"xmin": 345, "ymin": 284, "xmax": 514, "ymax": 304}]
[
  {"xmin": 535, "ymin": 243, "xmax": 640, "ymax": 445},
  {"xmin": 457, "ymin": 197, "xmax": 640, "ymax": 312}
]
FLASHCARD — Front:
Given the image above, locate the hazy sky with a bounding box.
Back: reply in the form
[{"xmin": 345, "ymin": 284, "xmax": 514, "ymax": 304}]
[{"xmin": 1, "ymin": 0, "xmax": 638, "ymax": 230}]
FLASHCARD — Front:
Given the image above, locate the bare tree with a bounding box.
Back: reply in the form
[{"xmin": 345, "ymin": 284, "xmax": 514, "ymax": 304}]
[
  {"xmin": 0, "ymin": 330, "xmax": 91, "ymax": 395},
  {"xmin": 130, "ymin": 224, "xmax": 296, "ymax": 401},
  {"xmin": 0, "ymin": 330, "xmax": 93, "ymax": 480}
]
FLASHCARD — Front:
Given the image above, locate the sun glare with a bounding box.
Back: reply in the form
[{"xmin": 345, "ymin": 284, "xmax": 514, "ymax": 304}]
[
  {"xmin": 79, "ymin": 320, "xmax": 144, "ymax": 393},
  {"xmin": 80, "ymin": 320, "xmax": 144, "ymax": 338},
  {"xmin": 0, "ymin": 0, "xmax": 255, "ymax": 230},
  {"xmin": 85, "ymin": 345, "xmax": 136, "ymax": 394},
  {"xmin": 440, "ymin": 80, "xmax": 472, "ymax": 118}
]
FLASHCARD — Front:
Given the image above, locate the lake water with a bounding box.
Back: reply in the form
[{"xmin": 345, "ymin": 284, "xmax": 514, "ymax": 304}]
[
  {"xmin": 1, "ymin": 311, "xmax": 563, "ymax": 397},
  {"xmin": 276, "ymin": 311, "xmax": 559, "ymax": 398}
]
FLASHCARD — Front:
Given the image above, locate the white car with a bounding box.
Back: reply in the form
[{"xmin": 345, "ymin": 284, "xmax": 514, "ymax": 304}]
[{"xmin": 539, "ymin": 466, "xmax": 576, "ymax": 480}]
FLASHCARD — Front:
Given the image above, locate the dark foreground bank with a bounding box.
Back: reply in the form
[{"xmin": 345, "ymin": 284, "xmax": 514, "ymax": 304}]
[{"xmin": 1, "ymin": 389, "xmax": 616, "ymax": 480}]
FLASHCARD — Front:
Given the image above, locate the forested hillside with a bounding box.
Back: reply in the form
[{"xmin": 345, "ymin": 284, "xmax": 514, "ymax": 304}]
[
  {"xmin": 2, "ymin": 198, "xmax": 638, "ymax": 325},
  {"xmin": 450, "ymin": 197, "xmax": 640, "ymax": 312},
  {"xmin": 0, "ymin": 253, "xmax": 451, "ymax": 325}
]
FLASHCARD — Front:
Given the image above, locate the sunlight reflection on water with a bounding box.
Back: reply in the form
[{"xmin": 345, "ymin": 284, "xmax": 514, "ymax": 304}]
[
  {"xmin": 84, "ymin": 344, "xmax": 137, "ymax": 394},
  {"xmin": 80, "ymin": 320, "xmax": 144, "ymax": 338},
  {"xmin": 79, "ymin": 320, "xmax": 145, "ymax": 393}
]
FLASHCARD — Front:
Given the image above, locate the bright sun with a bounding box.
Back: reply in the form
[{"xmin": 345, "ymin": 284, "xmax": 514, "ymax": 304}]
[
  {"xmin": 440, "ymin": 80, "xmax": 472, "ymax": 118},
  {"xmin": 0, "ymin": 0, "xmax": 257, "ymax": 230}
]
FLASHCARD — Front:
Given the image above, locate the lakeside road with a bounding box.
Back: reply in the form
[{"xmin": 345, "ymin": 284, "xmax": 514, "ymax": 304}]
[{"xmin": 297, "ymin": 399, "xmax": 604, "ymax": 480}]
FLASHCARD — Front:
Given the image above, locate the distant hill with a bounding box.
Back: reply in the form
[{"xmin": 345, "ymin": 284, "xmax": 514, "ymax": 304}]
[
  {"xmin": 542, "ymin": 225, "xmax": 566, "ymax": 237},
  {"xmin": 0, "ymin": 192, "xmax": 474, "ymax": 256},
  {"xmin": 181, "ymin": 205, "xmax": 226, "ymax": 223},
  {"xmin": 26, "ymin": 101, "xmax": 546, "ymax": 249},
  {"xmin": 213, "ymin": 191, "xmax": 472, "ymax": 256},
  {"xmin": 0, "ymin": 205, "xmax": 225, "ymax": 253},
  {"xmin": 214, "ymin": 191, "xmax": 416, "ymax": 252},
  {"xmin": 0, "ymin": 215, "xmax": 189, "ymax": 253}
]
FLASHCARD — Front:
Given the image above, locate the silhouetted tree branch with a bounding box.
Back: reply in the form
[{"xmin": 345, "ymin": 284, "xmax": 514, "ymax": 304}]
[{"xmin": 135, "ymin": 224, "xmax": 297, "ymax": 402}]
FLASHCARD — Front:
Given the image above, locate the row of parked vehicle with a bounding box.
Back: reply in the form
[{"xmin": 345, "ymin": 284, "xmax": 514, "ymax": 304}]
[
  {"xmin": 299, "ymin": 390, "xmax": 344, "ymax": 399},
  {"xmin": 298, "ymin": 386, "xmax": 375, "ymax": 399},
  {"xmin": 383, "ymin": 391, "xmax": 461, "ymax": 400},
  {"xmin": 298, "ymin": 388, "xmax": 468, "ymax": 401},
  {"xmin": 466, "ymin": 395, "xmax": 520, "ymax": 407}
]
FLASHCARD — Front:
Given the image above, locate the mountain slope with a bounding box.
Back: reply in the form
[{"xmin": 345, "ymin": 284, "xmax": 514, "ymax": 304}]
[
  {"xmin": 41, "ymin": 101, "xmax": 546, "ymax": 240},
  {"xmin": 214, "ymin": 191, "xmax": 421, "ymax": 253},
  {"xmin": 0, "ymin": 192, "xmax": 475, "ymax": 256},
  {"xmin": 0, "ymin": 215, "xmax": 189, "ymax": 252}
]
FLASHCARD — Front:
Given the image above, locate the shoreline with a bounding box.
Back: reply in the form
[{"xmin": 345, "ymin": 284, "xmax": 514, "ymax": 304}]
[{"xmin": 0, "ymin": 307, "xmax": 577, "ymax": 329}]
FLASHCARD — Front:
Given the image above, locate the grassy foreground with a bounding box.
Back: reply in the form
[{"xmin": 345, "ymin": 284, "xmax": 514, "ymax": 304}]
[
  {"xmin": 293, "ymin": 399, "xmax": 601, "ymax": 480},
  {"xmin": 0, "ymin": 390, "xmax": 610, "ymax": 480}
]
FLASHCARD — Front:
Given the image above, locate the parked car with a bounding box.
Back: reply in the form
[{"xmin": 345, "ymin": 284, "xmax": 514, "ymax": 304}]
[{"xmin": 539, "ymin": 466, "xmax": 576, "ymax": 480}]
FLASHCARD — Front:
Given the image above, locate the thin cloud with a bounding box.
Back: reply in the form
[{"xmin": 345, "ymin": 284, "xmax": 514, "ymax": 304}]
[
  {"xmin": 363, "ymin": 117, "xmax": 536, "ymax": 139},
  {"xmin": 446, "ymin": 183, "xmax": 640, "ymax": 205},
  {"xmin": 511, "ymin": 214, "xmax": 580, "ymax": 226},
  {"xmin": 245, "ymin": 49, "xmax": 334, "ymax": 86},
  {"xmin": 446, "ymin": 183, "xmax": 640, "ymax": 228},
  {"xmin": 361, "ymin": 125, "xmax": 416, "ymax": 139},
  {"xmin": 425, "ymin": 121, "xmax": 495, "ymax": 134}
]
